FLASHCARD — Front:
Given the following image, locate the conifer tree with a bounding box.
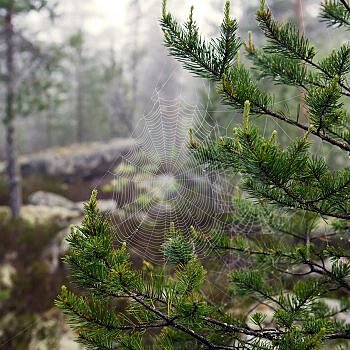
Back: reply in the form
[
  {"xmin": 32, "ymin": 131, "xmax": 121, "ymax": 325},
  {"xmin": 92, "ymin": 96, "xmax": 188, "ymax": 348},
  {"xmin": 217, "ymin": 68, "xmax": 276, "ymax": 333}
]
[
  {"xmin": 57, "ymin": 1, "xmax": 350, "ymax": 349},
  {"xmin": 1, "ymin": 0, "xmax": 54, "ymax": 217}
]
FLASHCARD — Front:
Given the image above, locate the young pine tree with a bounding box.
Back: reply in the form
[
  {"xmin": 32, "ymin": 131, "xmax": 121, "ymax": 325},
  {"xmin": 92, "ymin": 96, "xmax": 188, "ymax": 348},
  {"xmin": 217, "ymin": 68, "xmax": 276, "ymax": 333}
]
[{"xmin": 56, "ymin": 1, "xmax": 350, "ymax": 349}]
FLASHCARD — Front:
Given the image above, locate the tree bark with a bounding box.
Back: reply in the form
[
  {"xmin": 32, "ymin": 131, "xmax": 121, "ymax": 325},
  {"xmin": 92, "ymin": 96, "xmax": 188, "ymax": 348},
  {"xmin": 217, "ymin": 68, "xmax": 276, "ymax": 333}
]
[
  {"xmin": 76, "ymin": 47, "xmax": 83, "ymax": 143},
  {"xmin": 5, "ymin": 3, "xmax": 22, "ymax": 218},
  {"xmin": 130, "ymin": 0, "xmax": 141, "ymax": 124},
  {"xmin": 45, "ymin": 93, "xmax": 52, "ymax": 147}
]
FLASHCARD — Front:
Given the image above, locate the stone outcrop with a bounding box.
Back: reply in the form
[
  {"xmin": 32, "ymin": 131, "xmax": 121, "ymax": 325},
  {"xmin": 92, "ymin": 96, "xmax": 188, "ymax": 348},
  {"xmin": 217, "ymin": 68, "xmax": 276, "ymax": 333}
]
[
  {"xmin": 74, "ymin": 199, "xmax": 117, "ymax": 214},
  {"xmin": 19, "ymin": 205, "xmax": 81, "ymax": 226},
  {"xmin": 42, "ymin": 218, "xmax": 82, "ymax": 273},
  {"xmin": 28, "ymin": 191, "xmax": 77, "ymax": 210},
  {"xmin": 0, "ymin": 138, "xmax": 137, "ymax": 182}
]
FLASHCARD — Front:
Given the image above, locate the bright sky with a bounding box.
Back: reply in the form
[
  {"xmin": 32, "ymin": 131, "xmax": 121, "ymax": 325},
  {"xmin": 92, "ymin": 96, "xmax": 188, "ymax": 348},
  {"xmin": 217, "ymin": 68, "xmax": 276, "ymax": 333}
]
[
  {"xmin": 100, "ymin": 0, "xmax": 245, "ymax": 48},
  {"xmin": 75, "ymin": 1, "xmax": 219, "ymax": 44},
  {"xmin": 83, "ymin": 0, "xmax": 239, "ymax": 33},
  {"xmin": 21, "ymin": 0, "xmax": 251, "ymax": 51},
  {"xmin": 23, "ymin": 0, "xmax": 318, "ymax": 51}
]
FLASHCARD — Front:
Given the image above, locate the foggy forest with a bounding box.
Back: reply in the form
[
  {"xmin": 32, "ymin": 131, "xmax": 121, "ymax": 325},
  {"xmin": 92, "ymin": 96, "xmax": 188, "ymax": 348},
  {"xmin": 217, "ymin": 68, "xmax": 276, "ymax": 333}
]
[{"xmin": 0, "ymin": 0, "xmax": 349, "ymax": 349}]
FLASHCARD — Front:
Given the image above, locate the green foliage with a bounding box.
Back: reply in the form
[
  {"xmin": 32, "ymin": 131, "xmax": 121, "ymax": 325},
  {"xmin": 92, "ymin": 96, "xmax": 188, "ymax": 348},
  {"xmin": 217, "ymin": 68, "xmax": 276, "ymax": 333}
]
[
  {"xmin": 0, "ymin": 0, "xmax": 48, "ymax": 13},
  {"xmin": 56, "ymin": 192, "xmax": 222, "ymax": 349},
  {"xmin": 321, "ymin": 0, "xmax": 350, "ymax": 28},
  {"xmin": 256, "ymin": 3, "xmax": 316, "ymax": 61},
  {"xmin": 162, "ymin": 223, "xmax": 195, "ymax": 265},
  {"xmin": 58, "ymin": 1, "xmax": 350, "ymax": 349},
  {"xmin": 161, "ymin": 0, "xmax": 240, "ymax": 80}
]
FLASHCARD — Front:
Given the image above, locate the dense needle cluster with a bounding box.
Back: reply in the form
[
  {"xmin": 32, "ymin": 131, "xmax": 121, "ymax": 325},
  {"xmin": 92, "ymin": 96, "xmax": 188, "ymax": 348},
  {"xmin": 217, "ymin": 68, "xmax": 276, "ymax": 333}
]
[{"xmin": 57, "ymin": 1, "xmax": 350, "ymax": 349}]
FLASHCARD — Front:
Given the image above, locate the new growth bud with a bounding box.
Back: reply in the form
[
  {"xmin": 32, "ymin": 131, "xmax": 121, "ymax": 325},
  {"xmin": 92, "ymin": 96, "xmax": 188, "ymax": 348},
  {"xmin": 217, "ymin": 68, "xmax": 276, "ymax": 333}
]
[
  {"xmin": 224, "ymin": 1, "xmax": 231, "ymax": 24},
  {"xmin": 189, "ymin": 128, "xmax": 198, "ymax": 148},
  {"xmin": 189, "ymin": 5, "xmax": 194, "ymax": 37},
  {"xmin": 162, "ymin": 0, "xmax": 167, "ymax": 17},
  {"xmin": 245, "ymin": 31, "xmax": 256, "ymax": 54},
  {"xmin": 303, "ymin": 124, "xmax": 314, "ymax": 142}
]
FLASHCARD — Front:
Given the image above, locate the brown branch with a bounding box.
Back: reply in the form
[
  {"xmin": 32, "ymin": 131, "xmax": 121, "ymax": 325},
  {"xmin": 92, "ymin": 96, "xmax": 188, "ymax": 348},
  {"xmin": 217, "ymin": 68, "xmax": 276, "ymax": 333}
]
[
  {"xmin": 327, "ymin": 332, "xmax": 350, "ymax": 340},
  {"xmin": 203, "ymin": 317, "xmax": 281, "ymax": 341},
  {"xmin": 129, "ymin": 293, "xmax": 219, "ymax": 349},
  {"xmin": 259, "ymin": 105, "xmax": 350, "ymax": 153}
]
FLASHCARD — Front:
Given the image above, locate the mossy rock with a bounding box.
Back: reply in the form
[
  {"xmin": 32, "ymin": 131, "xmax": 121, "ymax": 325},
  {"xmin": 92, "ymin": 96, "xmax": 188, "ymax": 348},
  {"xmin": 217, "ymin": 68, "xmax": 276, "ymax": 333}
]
[
  {"xmin": 114, "ymin": 163, "xmax": 137, "ymax": 175},
  {"xmin": 19, "ymin": 205, "xmax": 81, "ymax": 226},
  {"xmin": 0, "ymin": 207, "xmax": 10, "ymax": 222},
  {"xmin": 102, "ymin": 177, "xmax": 129, "ymax": 193}
]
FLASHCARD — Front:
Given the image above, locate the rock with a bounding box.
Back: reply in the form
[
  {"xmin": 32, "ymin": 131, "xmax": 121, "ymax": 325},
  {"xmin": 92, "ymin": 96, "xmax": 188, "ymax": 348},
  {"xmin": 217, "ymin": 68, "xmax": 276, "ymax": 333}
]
[
  {"xmin": 28, "ymin": 191, "xmax": 77, "ymax": 210},
  {"xmin": 20, "ymin": 205, "xmax": 81, "ymax": 226},
  {"xmin": 57, "ymin": 329, "xmax": 83, "ymax": 350},
  {"xmin": 0, "ymin": 312, "xmax": 16, "ymax": 339},
  {"xmin": 42, "ymin": 219, "xmax": 81, "ymax": 273},
  {"xmin": 0, "ymin": 263, "xmax": 16, "ymax": 289},
  {"xmin": 28, "ymin": 309, "xmax": 84, "ymax": 350},
  {"xmin": 323, "ymin": 298, "xmax": 350, "ymax": 323},
  {"xmin": 75, "ymin": 199, "xmax": 117, "ymax": 214},
  {"xmin": 0, "ymin": 206, "xmax": 10, "ymax": 221},
  {"xmin": 1, "ymin": 138, "xmax": 137, "ymax": 182},
  {"xmin": 246, "ymin": 303, "xmax": 275, "ymax": 330}
]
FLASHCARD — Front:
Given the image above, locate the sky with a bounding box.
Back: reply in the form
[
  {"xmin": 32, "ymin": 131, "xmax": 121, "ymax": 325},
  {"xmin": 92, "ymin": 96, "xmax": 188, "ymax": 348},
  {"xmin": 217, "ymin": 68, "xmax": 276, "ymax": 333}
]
[
  {"xmin": 87, "ymin": 0, "xmax": 245, "ymax": 35},
  {"xmin": 81, "ymin": 0, "xmax": 240, "ymax": 37},
  {"xmin": 21, "ymin": 0, "xmax": 320, "ymax": 58},
  {"xmin": 22, "ymin": 0, "xmax": 244, "ymax": 49}
]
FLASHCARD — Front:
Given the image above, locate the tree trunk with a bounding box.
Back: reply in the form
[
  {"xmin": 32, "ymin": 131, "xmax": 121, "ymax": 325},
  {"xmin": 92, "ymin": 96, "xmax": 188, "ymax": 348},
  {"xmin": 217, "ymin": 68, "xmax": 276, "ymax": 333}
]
[
  {"xmin": 45, "ymin": 94, "xmax": 52, "ymax": 147},
  {"xmin": 45, "ymin": 112, "xmax": 52, "ymax": 147},
  {"xmin": 76, "ymin": 50, "xmax": 83, "ymax": 143},
  {"xmin": 130, "ymin": 0, "xmax": 141, "ymax": 124},
  {"xmin": 5, "ymin": 4, "xmax": 22, "ymax": 218}
]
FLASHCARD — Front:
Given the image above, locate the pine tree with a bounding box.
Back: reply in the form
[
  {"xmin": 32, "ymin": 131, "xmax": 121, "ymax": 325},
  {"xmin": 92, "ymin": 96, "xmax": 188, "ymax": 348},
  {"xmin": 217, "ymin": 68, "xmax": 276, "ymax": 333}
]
[
  {"xmin": 0, "ymin": 0, "xmax": 54, "ymax": 217},
  {"xmin": 57, "ymin": 1, "xmax": 350, "ymax": 349}
]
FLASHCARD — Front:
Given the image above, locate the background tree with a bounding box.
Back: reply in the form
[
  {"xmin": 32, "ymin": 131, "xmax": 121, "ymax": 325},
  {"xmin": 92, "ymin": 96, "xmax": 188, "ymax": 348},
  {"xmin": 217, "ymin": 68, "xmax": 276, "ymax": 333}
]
[
  {"xmin": 0, "ymin": 0, "xmax": 53, "ymax": 217},
  {"xmin": 56, "ymin": 1, "xmax": 350, "ymax": 349},
  {"xmin": 68, "ymin": 29, "xmax": 85, "ymax": 143},
  {"xmin": 103, "ymin": 45, "xmax": 133, "ymax": 137}
]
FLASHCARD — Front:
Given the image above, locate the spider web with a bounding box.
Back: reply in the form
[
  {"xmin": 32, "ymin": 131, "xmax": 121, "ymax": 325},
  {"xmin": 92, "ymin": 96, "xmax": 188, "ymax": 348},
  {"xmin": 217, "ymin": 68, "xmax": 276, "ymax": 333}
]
[
  {"xmin": 100, "ymin": 63, "xmax": 341, "ymax": 269},
  {"xmin": 106, "ymin": 90, "xmax": 237, "ymax": 263},
  {"xmin": 100, "ymin": 77, "xmax": 283, "ymax": 264}
]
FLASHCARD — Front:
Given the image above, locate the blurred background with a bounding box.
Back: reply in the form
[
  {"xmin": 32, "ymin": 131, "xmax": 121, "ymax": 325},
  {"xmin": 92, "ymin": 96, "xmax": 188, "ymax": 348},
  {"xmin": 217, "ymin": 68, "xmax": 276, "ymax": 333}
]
[{"xmin": 0, "ymin": 1, "xmax": 348, "ymax": 349}]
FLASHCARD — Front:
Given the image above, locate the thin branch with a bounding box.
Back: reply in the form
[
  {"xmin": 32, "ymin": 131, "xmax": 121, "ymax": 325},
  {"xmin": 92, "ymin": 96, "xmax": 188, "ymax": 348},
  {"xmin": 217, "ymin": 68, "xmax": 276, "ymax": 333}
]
[
  {"xmin": 203, "ymin": 317, "xmax": 281, "ymax": 341},
  {"xmin": 259, "ymin": 105, "xmax": 350, "ymax": 153},
  {"xmin": 129, "ymin": 293, "xmax": 219, "ymax": 349}
]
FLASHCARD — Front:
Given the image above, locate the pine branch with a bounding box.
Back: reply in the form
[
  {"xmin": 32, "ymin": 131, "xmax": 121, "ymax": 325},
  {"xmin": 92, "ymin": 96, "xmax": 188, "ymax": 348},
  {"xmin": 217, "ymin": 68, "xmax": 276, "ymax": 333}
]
[
  {"xmin": 256, "ymin": 5, "xmax": 316, "ymax": 61},
  {"xmin": 254, "ymin": 101, "xmax": 350, "ymax": 153},
  {"xmin": 321, "ymin": 0, "xmax": 350, "ymax": 27},
  {"xmin": 202, "ymin": 317, "xmax": 281, "ymax": 341},
  {"xmin": 340, "ymin": 0, "xmax": 350, "ymax": 14},
  {"xmin": 215, "ymin": 241, "xmax": 350, "ymax": 292},
  {"xmin": 57, "ymin": 2, "xmax": 350, "ymax": 349},
  {"xmin": 245, "ymin": 45, "xmax": 350, "ymax": 97},
  {"xmin": 162, "ymin": 2, "xmax": 350, "ymax": 152},
  {"xmin": 129, "ymin": 293, "xmax": 219, "ymax": 349},
  {"xmin": 258, "ymin": 3, "xmax": 350, "ymax": 95},
  {"xmin": 160, "ymin": 9, "xmax": 222, "ymax": 80},
  {"xmin": 215, "ymin": 1, "xmax": 241, "ymax": 77},
  {"xmin": 304, "ymin": 56, "xmax": 350, "ymax": 96}
]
